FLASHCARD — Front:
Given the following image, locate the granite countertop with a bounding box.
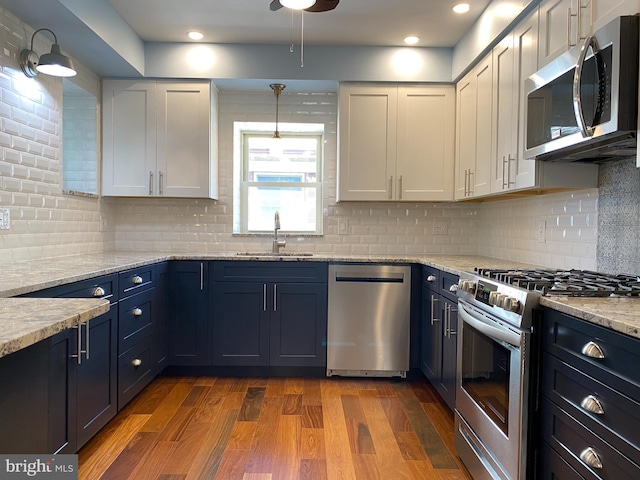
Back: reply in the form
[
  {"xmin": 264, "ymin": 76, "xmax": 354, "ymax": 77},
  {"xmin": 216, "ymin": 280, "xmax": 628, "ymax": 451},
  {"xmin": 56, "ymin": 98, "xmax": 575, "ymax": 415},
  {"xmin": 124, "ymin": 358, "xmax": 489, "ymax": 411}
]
[
  {"xmin": 0, "ymin": 298, "xmax": 110, "ymax": 359},
  {"xmin": 0, "ymin": 252, "xmax": 638, "ymax": 358}
]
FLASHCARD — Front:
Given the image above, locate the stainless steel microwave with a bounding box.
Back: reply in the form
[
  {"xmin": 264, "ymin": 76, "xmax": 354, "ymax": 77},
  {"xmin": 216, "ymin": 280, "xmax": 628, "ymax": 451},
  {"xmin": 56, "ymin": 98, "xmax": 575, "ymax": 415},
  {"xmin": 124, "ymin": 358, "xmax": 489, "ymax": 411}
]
[{"xmin": 524, "ymin": 16, "xmax": 639, "ymax": 162}]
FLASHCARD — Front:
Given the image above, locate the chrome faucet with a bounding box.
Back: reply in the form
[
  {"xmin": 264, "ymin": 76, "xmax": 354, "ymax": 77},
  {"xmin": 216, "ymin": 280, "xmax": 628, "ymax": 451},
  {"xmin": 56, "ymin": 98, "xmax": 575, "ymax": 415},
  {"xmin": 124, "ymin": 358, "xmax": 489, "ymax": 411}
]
[{"xmin": 273, "ymin": 210, "xmax": 286, "ymax": 253}]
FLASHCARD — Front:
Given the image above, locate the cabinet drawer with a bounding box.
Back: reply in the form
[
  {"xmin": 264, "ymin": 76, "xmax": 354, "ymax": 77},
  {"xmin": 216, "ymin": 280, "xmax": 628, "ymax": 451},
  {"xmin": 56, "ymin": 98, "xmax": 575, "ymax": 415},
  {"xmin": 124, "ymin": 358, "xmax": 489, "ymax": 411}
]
[
  {"xmin": 542, "ymin": 400, "xmax": 640, "ymax": 479},
  {"xmin": 213, "ymin": 261, "xmax": 328, "ymax": 283},
  {"xmin": 543, "ymin": 354, "xmax": 640, "ymax": 461},
  {"xmin": 543, "ymin": 311, "xmax": 640, "ymax": 399},
  {"xmin": 540, "ymin": 441, "xmax": 588, "ymax": 480},
  {"xmin": 441, "ymin": 272, "xmax": 459, "ymax": 301},
  {"xmin": 423, "ymin": 266, "xmax": 440, "ymax": 292},
  {"xmin": 30, "ymin": 274, "xmax": 118, "ymax": 303},
  {"xmin": 118, "ymin": 338, "xmax": 153, "ymax": 408},
  {"xmin": 118, "ymin": 288, "xmax": 155, "ymax": 353},
  {"xmin": 119, "ymin": 265, "xmax": 154, "ymax": 297}
]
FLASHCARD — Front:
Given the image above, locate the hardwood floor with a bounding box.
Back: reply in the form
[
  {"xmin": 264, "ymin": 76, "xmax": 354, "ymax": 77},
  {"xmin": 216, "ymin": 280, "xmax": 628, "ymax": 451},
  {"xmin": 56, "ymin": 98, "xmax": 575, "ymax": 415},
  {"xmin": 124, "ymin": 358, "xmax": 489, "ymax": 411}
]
[{"xmin": 78, "ymin": 376, "xmax": 472, "ymax": 480}]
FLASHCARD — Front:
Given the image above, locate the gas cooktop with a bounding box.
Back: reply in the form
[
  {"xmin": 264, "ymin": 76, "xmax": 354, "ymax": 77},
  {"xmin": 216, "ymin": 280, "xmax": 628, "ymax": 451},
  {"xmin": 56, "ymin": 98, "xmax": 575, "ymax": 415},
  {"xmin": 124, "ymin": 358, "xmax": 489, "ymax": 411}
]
[{"xmin": 474, "ymin": 268, "xmax": 640, "ymax": 297}]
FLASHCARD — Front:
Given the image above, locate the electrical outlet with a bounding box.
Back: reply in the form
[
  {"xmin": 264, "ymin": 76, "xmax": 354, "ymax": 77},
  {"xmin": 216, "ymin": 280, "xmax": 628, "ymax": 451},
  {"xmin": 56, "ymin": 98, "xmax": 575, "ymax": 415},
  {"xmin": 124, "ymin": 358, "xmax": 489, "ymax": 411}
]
[
  {"xmin": 338, "ymin": 218, "xmax": 348, "ymax": 235},
  {"xmin": 433, "ymin": 220, "xmax": 448, "ymax": 235},
  {"xmin": 0, "ymin": 208, "xmax": 9, "ymax": 230},
  {"xmin": 537, "ymin": 220, "xmax": 546, "ymax": 243}
]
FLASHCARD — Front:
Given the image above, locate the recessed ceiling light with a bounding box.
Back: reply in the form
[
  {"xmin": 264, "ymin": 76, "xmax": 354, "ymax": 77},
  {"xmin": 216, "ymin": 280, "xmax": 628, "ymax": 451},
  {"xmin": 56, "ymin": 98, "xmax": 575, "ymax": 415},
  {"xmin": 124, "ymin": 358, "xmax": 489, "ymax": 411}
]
[
  {"xmin": 187, "ymin": 31, "xmax": 204, "ymax": 40},
  {"xmin": 452, "ymin": 3, "xmax": 470, "ymax": 14},
  {"xmin": 404, "ymin": 36, "xmax": 420, "ymax": 45}
]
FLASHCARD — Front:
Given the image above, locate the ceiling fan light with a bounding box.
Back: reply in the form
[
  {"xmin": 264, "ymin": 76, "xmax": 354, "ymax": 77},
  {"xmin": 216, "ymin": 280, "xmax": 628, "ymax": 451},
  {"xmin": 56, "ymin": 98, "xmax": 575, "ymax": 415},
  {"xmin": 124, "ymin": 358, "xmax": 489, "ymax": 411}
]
[{"xmin": 281, "ymin": 0, "xmax": 316, "ymax": 10}]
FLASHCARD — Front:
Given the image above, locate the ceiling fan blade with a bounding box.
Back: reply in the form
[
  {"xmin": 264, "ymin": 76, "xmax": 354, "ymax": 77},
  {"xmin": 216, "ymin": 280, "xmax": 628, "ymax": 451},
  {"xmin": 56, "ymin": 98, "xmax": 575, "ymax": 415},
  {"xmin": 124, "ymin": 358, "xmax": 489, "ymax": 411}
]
[
  {"xmin": 270, "ymin": 0, "xmax": 284, "ymax": 11},
  {"xmin": 304, "ymin": 0, "xmax": 339, "ymax": 12}
]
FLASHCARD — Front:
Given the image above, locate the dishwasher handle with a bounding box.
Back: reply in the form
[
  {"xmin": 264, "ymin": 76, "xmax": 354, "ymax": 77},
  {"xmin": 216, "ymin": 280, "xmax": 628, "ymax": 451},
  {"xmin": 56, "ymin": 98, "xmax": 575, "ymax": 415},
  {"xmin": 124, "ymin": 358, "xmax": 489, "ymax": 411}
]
[{"xmin": 335, "ymin": 275, "xmax": 404, "ymax": 283}]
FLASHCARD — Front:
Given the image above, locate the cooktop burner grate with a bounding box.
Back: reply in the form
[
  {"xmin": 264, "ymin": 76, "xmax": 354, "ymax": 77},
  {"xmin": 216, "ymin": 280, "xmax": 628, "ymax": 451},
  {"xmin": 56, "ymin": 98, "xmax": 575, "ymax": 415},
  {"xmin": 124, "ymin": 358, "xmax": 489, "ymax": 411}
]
[{"xmin": 473, "ymin": 268, "xmax": 640, "ymax": 297}]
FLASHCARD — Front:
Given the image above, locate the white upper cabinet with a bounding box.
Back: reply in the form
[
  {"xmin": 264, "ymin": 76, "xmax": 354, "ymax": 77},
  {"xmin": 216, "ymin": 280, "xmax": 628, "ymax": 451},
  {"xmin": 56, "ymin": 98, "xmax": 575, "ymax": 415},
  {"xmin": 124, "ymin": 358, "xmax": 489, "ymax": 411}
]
[
  {"xmin": 538, "ymin": 0, "xmax": 591, "ymax": 67},
  {"xmin": 102, "ymin": 80, "xmax": 217, "ymax": 198},
  {"xmin": 338, "ymin": 84, "xmax": 454, "ymax": 202},
  {"xmin": 455, "ymin": 54, "xmax": 493, "ymax": 200}
]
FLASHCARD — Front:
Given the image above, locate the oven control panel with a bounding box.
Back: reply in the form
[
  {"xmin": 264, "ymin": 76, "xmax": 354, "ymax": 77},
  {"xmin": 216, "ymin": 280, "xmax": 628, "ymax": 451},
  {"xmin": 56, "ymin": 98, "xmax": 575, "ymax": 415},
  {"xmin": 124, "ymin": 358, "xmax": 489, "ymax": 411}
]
[{"xmin": 457, "ymin": 276, "xmax": 526, "ymax": 317}]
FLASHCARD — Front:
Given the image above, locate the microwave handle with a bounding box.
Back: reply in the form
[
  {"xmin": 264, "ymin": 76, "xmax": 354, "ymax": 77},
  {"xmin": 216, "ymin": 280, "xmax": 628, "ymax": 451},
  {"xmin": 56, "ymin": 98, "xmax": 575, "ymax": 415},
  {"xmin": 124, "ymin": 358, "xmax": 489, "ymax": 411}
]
[{"xmin": 573, "ymin": 35, "xmax": 600, "ymax": 138}]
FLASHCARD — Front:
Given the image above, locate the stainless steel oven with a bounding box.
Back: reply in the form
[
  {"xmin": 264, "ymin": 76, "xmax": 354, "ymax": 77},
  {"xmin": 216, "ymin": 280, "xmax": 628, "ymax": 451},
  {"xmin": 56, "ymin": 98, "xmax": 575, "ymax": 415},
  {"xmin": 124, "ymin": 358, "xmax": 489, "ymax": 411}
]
[{"xmin": 454, "ymin": 273, "xmax": 539, "ymax": 480}]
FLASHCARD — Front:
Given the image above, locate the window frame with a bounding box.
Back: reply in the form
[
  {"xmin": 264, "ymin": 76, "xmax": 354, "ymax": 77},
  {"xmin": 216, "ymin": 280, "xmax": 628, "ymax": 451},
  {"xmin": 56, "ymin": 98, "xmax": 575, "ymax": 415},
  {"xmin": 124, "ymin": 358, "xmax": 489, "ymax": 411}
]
[{"xmin": 239, "ymin": 130, "xmax": 323, "ymax": 235}]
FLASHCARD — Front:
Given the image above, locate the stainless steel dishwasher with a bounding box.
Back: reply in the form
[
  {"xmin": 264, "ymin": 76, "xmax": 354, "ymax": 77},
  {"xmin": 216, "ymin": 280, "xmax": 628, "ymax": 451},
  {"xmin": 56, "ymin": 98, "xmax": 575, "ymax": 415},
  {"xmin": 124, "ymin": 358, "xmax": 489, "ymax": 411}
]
[{"xmin": 327, "ymin": 264, "xmax": 411, "ymax": 378}]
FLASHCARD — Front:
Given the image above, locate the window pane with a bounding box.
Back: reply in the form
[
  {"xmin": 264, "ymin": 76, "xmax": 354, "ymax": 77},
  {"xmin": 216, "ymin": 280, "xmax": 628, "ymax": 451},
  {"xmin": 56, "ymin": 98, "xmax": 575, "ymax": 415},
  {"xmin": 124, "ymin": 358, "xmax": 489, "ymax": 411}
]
[
  {"xmin": 247, "ymin": 185, "xmax": 317, "ymax": 232},
  {"xmin": 247, "ymin": 137, "xmax": 318, "ymax": 183}
]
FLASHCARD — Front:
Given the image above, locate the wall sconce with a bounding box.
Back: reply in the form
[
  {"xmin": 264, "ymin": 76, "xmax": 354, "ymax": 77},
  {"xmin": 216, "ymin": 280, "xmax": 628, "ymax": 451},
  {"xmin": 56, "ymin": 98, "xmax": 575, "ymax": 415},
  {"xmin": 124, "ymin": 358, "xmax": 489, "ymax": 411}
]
[
  {"xmin": 20, "ymin": 28, "xmax": 77, "ymax": 78},
  {"xmin": 270, "ymin": 83, "xmax": 286, "ymax": 139}
]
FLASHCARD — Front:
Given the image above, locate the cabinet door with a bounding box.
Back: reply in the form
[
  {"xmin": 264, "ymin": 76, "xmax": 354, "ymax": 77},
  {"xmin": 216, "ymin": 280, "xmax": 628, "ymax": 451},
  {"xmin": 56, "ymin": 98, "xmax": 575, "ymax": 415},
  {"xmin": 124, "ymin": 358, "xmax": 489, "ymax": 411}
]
[
  {"xmin": 591, "ymin": 0, "xmax": 638, "ymax": 32},
  {"xmin": 169, "ymin": 261, "xmax": 209, "ymax": 365},
  {"xmin": 439, "ymin": 299, "xmax": 458, "ymax": 411},
  {"xmin": 514, "ymin": 10, "xmax": 541, "ymax": 189},
  {"xmin": 337, "ymin": 85, "xmax": 397, "ymax": 201},
  {"xmin": 491, "ymin": 33, "xmax": 517, "ymax": 193},
  {"xmin": 102, "ymin": 80, "xmax": 156, "ymax": 196},
  {"xmin": 397, "ymin": 86, "xmax": 454, "ymax": 201},
  {"xmin": 455, "ymin": 72, "xmax": 477, "ymax": 200},
  {"xmin": 538, "ymin": 0, "xmax": 575, "ymax": 67},
  {"xmin": 211, "ymin": 282, "xmax": 270, "ymax": 366},
  {"xmin": 156, "ymin": 82, "xmax": 212, "ymax": 198},
  {"xmin": 421, "ymin": 287, "xmax": 442, "ymax": 385},
  {"xmin": 76, "ymin": 310, "xmax": 118, "ymax": 449},
  {"xmin": 48, "ymin": 330, "xmax": 77, "ymax": 454},
  {"xmin": 270, "ymin": 283, "xmax": 327, "ymax": 367},
  {"xmin": 473, "ymin": 56, "xmax": 493, "ymax": 198},
  {"xmin": 152, "ymin": 262, "xmax": 169, "ymax": 375}
]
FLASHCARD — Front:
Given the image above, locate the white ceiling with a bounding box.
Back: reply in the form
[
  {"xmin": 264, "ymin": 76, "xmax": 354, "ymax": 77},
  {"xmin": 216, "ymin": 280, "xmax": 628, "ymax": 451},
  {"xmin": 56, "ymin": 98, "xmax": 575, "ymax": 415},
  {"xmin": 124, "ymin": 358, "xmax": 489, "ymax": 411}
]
[{"xmin": 106, "ymin": 0, "xmax": 491, "ymax": 48}]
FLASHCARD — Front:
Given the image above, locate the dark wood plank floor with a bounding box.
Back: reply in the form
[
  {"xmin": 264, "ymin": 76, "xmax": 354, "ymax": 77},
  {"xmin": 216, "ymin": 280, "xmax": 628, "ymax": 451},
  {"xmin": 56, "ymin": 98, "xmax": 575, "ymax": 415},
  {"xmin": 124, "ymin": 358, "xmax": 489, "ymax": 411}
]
[{"xmin": 78, "ymin": 376, "xmax": 472, "ymax": 480}]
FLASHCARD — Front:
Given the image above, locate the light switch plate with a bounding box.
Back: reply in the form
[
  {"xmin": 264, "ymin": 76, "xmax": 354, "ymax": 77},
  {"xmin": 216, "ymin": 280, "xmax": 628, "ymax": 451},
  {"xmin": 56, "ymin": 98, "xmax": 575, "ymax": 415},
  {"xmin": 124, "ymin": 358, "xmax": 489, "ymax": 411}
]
[
  {"xmin": 0, "ymin": 208, "xmax": 9, "ymax": 230},
  {"xmin": 537, "ymin": 220, "xmax": 546, "ymax": 243}
]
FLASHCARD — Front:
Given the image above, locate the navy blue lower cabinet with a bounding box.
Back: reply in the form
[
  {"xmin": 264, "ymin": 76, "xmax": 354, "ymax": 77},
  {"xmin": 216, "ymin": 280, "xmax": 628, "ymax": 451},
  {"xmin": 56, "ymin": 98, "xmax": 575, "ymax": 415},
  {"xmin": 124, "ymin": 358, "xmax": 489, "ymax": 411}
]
[
  {"xmin": 168, "ymin": 261, "xmax": 209, "ymax": 366},
  {"xmin": 152, "ymin": 261, "xmax": 169, "ymax": 375},
  {"xmin": 270, "ymin": 282, "xmax": 327, "ymax": 367},
  {"xmin": 211, "ymin": 261, "xmax": 328, "ymax": 369}
]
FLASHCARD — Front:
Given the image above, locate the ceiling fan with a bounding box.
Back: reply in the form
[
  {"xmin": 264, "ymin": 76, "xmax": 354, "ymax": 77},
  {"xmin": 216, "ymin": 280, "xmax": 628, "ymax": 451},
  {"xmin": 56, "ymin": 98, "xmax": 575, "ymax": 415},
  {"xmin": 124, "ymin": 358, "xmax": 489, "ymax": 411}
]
[{"xmin": 269, "ymin": 0, "xmax": 340, "ymax": 12}]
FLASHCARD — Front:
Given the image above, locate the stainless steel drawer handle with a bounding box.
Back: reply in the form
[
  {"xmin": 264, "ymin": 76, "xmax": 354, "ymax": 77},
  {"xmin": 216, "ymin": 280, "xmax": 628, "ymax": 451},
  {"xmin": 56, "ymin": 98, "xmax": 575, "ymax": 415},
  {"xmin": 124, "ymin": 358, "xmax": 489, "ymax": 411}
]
[
  {"xmin": 133, "ymin": 308, "xmax": 143, "ymax": 317},
  {"xmin": 93, "ymin": 286, "xmax": 105, "ymax": 297},
  {"xmin": 580, "ymin": 395, "xmax": 604, "ymax": 415},
  {"xmin": 579, "ymin": 447, "xmax": 603, "ymax": 469},
  {"xmin": 132, "ymin": 358, "xmax": 142, "ymax": 367},
  {"xmin": 426, "ymin": 275, "xmax": 436, "ymax": 282},
  {"xmin": 581, "ymin": 341, "xmax": 605, "ymax": 359},
  {"xmin": 133, "ymin": 275, "xmax": 143, "ymax": 284}
]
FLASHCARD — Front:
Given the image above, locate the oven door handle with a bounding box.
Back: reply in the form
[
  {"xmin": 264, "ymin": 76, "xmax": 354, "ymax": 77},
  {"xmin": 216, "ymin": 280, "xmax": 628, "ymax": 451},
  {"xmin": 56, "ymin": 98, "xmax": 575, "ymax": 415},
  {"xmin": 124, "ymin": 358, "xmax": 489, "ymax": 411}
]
[{"xmin": 458, "ymin": 303, "xmax": 521, "ymax": 348}]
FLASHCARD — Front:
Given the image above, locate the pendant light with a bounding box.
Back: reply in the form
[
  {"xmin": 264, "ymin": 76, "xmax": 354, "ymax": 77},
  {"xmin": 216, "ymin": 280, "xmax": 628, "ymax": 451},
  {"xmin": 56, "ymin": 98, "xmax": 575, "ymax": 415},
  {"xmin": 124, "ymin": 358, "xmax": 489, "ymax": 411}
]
[
  {"xmin": 281, "ymin": 0, "xmax": 315, "ymax": 9},
  {"xmin": 270, "ymin": 83, "xmax": 286, "ymax": 139}
]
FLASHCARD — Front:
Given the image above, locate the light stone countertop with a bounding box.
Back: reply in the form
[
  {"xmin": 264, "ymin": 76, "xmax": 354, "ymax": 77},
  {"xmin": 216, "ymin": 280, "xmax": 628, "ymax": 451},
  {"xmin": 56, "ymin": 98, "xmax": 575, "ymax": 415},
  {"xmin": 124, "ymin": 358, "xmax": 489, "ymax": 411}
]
[
  {"xmin": 0, "ymin": 252, "xmax": 638, "ymax": 359},
  {"xmin": 0, "ymin": 298, "xmax": 110, "ymax": 359}
]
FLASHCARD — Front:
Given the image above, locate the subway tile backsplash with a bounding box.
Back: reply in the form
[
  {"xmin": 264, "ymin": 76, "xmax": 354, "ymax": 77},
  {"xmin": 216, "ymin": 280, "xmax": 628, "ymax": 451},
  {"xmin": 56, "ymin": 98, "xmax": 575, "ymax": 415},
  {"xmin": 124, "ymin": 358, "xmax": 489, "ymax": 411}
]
[{"xmin": 0, "ymin": 6, "xmax": 634, "ymax": 274}]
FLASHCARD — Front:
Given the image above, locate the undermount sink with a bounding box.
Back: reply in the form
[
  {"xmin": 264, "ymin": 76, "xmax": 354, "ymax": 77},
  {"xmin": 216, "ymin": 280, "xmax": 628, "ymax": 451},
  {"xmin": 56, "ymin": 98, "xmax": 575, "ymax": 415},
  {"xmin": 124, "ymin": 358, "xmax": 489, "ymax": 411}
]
[{"xmin": 234, "ymin": 252, "xmax": 313, "ymax": 257}]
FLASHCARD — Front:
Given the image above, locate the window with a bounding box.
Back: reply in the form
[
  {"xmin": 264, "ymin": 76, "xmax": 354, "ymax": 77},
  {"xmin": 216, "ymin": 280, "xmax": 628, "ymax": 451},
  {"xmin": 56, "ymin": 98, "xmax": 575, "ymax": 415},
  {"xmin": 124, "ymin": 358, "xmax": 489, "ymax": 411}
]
[{"xmin": 236, "ymin": 125, "xmax": 323, "ymax": 234}]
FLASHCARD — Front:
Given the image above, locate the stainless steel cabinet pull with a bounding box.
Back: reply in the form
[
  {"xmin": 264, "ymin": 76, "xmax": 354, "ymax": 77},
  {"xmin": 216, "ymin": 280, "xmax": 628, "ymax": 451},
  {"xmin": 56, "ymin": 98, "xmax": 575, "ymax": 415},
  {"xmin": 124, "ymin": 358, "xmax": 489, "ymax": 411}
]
[
  {"xmin": 273, "ymin": 284, "xmax": 277, "ymax": 311},
  {"xmin": 85, "ymin": 320, "xmax": 89, "ymax": 360},
  {"xmin": 444, "ymin": 303, "xmax": 450, "ymax": 337},
  {"xmin": 149, "ymin": 171, "xmax": 153, "ymax": 195},
  {"xmin": 263, "ymin": 284, "xmax": 267, "ymax": 311},
  {"xmin": 93, "ymin": 286, "xmax": 105, "ymax": 297},
  {"xmin": 426, "ymin": 275, "xmax": 436, "ymax": 282},
  {"xmin": 388, "ymin": 176, "xmax": 393, "ymax": 200},
  {"xmin": 159, "ymin": 171, "xmax": 164, "ymax": 196},
  {"xmin": 580, "ymin": 395, "xmax": 604, "ymax": 415},
  {"xmin": 133, "ymin": 307, "xmax": 143, "ymax": 317},
  {"xmin": 430, "ymin": 295, "xmax": 439, "ymax": 325},
  {"xmin": 581, "ymin": 341, "xmax": 605, "ymax": 359},
  {"xmin": 468, "ymin": 170, "xmax": 473, "ymax": 195},
  {"xmin": 72, "ymin": 324, "xmax": 82, "ymax": 365},
  {"xmin": 449, "ymin": 306, "xmax": 457, "ymax": 337},
  {"xmin": 568, "ymin": 7, "xmax": 576, "ymax": 47},
  {"xmin": 502, "ymin": 156, "xmax": 508, "ymax": 189},
  {"xmin": 398, "ymin": 176, "xmax": 403, "ymax": 200},
  {"xmin": 579, "ymin": 447, "xmax": 602, "ymax": 469},
  {"xmin": 133, "ymin": 275, "xmax": 143, "ymax": 284},
  {"xmin": 132, "ymin": 358, "xmax": 142, "ymax": 367},
  {"xmin": 200, "ymin": 263, "xmax": 204, "ymax": 291}
]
